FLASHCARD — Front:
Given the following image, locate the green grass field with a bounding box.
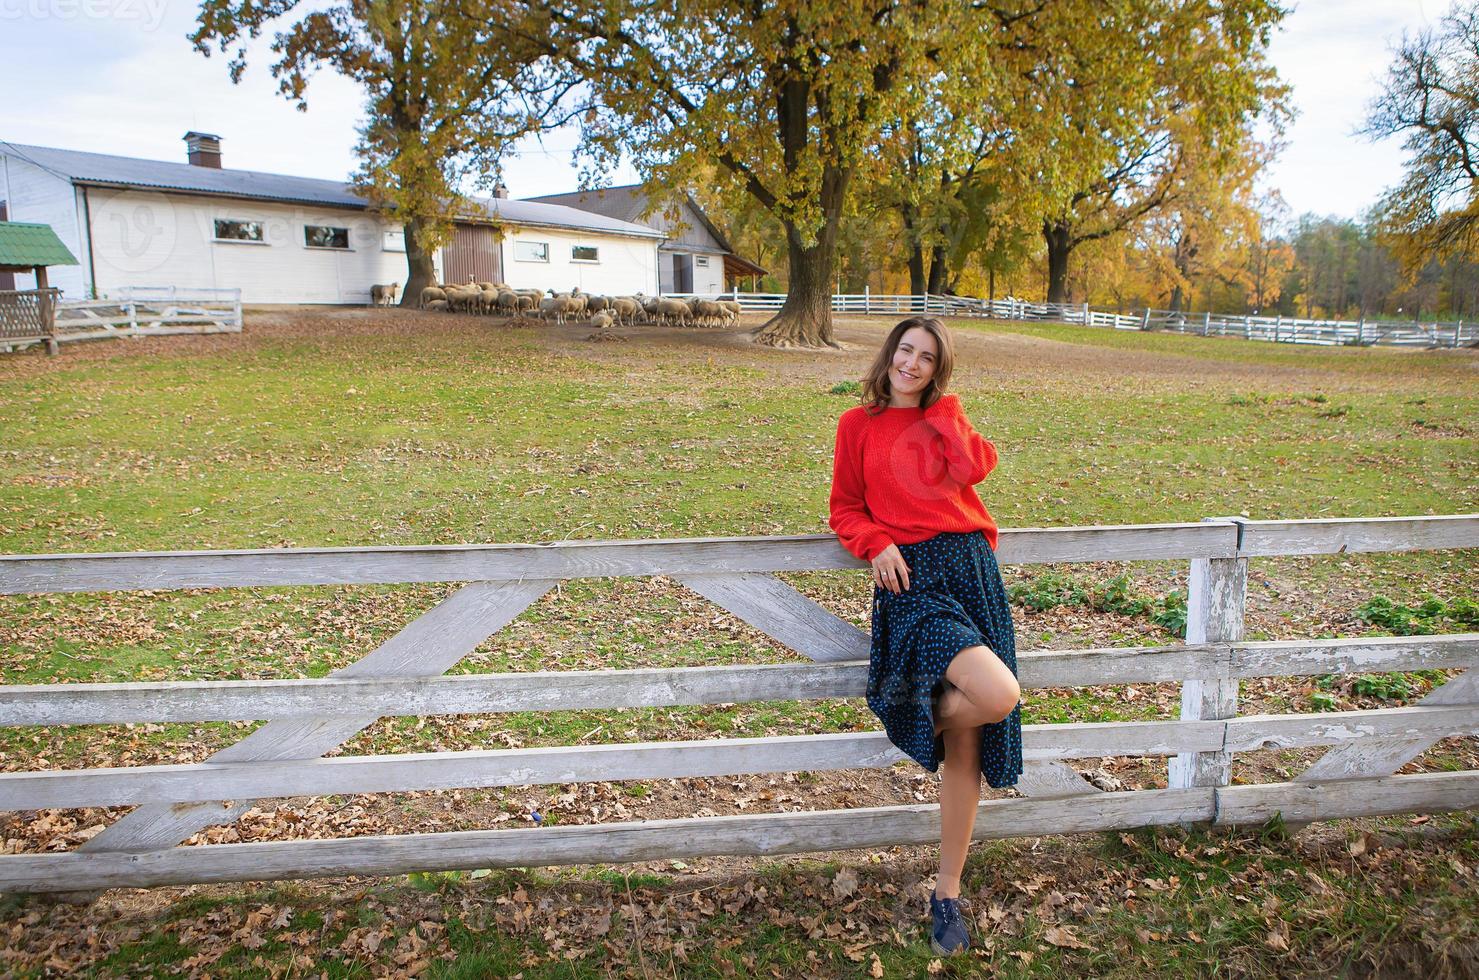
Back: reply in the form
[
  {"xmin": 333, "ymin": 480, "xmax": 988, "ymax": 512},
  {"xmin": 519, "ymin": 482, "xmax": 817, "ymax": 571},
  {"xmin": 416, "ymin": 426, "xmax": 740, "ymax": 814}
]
[{"xmin": 1, "ymin": 308, "xmax": 1475, "ymax": 977}]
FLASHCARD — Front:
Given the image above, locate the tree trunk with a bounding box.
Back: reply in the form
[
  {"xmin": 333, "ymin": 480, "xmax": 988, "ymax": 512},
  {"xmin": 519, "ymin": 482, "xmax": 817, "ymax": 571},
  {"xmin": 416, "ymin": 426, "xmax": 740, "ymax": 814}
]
[
  {"xmin": 753, "ymin": 222, "xmax": 840, "ymax": 348},
  {"xmin": 907, "ymin": 245, "xmax": 927, "ymax": 297},
  {"xmin": 926, "ymin": 244, "xmax": 948, "ymax": 295},
  {"xmin": 901, "ymin": 203, "xmax": 927, "ymax": 296},
  {"xmin": 1044, "ymin": 219, "xmax": 1073, "ymax": 305},
  {"xmin": 753, "ymin": 164, "xmax": 848, "ymax": 348},
  {"xmin": 1169, "ymin": 284, "xmax": 1186, "ymax": 313},
  {"xmin": 398, "ymin": 216, "xmax": 439, "ymax": 307}
]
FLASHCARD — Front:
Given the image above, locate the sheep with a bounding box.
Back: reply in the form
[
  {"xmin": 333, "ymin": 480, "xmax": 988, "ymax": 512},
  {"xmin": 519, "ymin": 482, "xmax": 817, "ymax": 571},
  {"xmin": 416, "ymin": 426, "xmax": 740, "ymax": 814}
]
[
  {"xmin": 418, "ymin": 286, "xmax": 447, "ymax": 309},
  {"xmin": 478, "ymin": 286, "xmax": 501, "ymax": 315},
  {"xmin": 539, "ymin": 294, "xmax": 577, "ymax": 324},
  {"xmin": 423, "ymin": 299, "xmax": 450, "ymax": 312},
  {"xmin": 590, "ymin": 310, "xmax": 614, "ymax": 330},
  {"xmin": 369, "ymin": 283, "xmax": 399, "ymax": 307},
  {"xmin": 609, "ymin": 296, "xmax": 642, "ymax": 325},
  {"xmin": 443, "ymin": 284, "xmax": 481, "ymax": 314},
  {"xmin": 654, "ymin": 297, "xmax": 691, "ymax": 326},
  {"xmin": 564, "ymin": 287, "xmax": 590, "ymax": 318},
  {"xmin": 495, "ymin": 288, "xmax": 519, "ymax": 317},
  {"xmin": 690, "ymin": 297, "xmax": 725, "ymax": 327},
  {"xmin": 719, "ymin": 299, "xmax": 742, "ymax": 325},
  {"xmin": 586, "ymin": 295, "xmax": 610, "ymax": 314}
]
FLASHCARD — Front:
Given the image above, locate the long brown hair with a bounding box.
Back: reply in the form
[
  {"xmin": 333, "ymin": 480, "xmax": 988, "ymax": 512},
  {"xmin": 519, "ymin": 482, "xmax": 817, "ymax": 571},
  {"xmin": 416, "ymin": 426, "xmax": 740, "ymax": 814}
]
[{"xmin": 860, "ymin": 316, "xmax": 955, "ymax": 413}]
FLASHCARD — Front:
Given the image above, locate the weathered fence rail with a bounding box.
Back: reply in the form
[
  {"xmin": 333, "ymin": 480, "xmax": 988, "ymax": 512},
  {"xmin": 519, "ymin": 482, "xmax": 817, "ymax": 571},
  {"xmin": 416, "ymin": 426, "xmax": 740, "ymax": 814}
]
[
  {"xmin": 668, "ymin": 290, "xmax": 1479, "ymax": 349},
  {"xmin": 0, "ymin": 514, "xmax": 1475, "ymax": 893},
  {"xmin": 49, "ymin": 287, "xmax": 243, "ymax": 346},
  {"xmin": 2, "ymin": 286, "xmax": 243, "ymax": 352}
]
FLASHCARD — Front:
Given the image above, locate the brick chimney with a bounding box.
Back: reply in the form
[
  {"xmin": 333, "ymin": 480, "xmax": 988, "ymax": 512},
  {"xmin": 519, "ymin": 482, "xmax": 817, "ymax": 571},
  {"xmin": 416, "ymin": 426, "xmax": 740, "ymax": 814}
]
[
  {"xmin": 493, "ymin": 181, "xmax": 509, "ymax": 199},
  {"xmin": 183, "ymin": 131, "xmax": 223, "ymax": 168}
]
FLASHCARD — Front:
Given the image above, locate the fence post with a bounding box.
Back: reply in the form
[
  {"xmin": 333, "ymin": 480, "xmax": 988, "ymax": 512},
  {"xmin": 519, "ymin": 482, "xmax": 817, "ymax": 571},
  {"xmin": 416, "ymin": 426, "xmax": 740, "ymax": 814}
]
[
  {"xmin": 1140, "ymin": 308, "xmax": 1151, "ymax": 330},
  {"xmin": 1457, "ymin": 320, "xmax": 1463, "ymax": 348},
  {"xmin": 1273, "ymin": 315, "xmax": 1282, "ymax": 343},
  {"xmin": 1243, "ymin": 315, "xmax": 1251, "ymax": 340},
  {"xmin": 42, "ymin": 289, "xmax": 59, "ymax": 356},
  {"xmin": 1168, "ymin": 517, "xmax": 1246, "ymax": 795},
  {"xmin": 1083, "ymin": 301, "xmax": 1091, "ymax": 324},
  {"xmin": 864, "ymin": 286, "xmax": 870, "ymax": 315}
]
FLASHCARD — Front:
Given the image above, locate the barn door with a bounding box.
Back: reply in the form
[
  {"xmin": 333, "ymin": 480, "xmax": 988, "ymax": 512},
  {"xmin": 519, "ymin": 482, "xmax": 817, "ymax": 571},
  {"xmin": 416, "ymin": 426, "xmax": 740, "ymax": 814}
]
[{"xmin": 442, "ymin": 224, "xmax": 502, "ymax": 285}]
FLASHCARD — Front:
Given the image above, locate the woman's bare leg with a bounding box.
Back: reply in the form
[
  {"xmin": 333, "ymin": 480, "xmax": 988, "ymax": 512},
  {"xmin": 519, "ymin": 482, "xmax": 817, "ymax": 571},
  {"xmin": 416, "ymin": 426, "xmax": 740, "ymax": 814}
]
[
  {"xmin": 934, "ymin": 645, "xmax": 1020, "ymax": 734},
  {"xmin": 935, "ymin": 724, "xmax": 982, "ymax": 899}
]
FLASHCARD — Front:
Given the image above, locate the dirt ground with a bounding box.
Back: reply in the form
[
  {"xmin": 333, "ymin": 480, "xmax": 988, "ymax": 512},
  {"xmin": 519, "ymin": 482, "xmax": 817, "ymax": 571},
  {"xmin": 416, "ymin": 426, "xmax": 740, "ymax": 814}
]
[{"xmin": 15, "ymin": 303, "xmax": 1477, "ymax": 387}]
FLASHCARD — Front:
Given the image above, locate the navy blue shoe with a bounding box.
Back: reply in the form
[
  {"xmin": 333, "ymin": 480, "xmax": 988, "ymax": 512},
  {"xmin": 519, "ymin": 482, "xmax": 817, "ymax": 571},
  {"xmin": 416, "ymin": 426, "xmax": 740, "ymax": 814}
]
[{"xmin": 929, "ymin": 890, "xmax": 970, "ymax": 955}]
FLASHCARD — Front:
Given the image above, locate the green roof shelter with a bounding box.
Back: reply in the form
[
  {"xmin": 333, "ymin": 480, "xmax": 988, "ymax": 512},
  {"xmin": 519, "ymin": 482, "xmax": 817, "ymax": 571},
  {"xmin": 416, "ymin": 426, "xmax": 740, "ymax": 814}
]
[
  {"xmin": 0, "ymin": 221, "xmax": 79, "ymax": 283},
  {"xmin": 0, "ymin": 221, "xmax": 80, "ymax": 355}
]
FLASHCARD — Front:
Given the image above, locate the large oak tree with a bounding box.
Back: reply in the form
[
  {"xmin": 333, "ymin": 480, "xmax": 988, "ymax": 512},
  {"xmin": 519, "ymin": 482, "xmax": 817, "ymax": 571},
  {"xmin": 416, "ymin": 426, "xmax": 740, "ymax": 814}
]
[
  {"xmin": 191, "ymin": 0, "xmax": 571, "ymax": 305},
  {"xmin": 1035, "ymin": 0, "xmax": 1285, "ymax": 305},
  {"xmin": 509, "ymin": 0, "xmax": 1050, "ymax": 347}
]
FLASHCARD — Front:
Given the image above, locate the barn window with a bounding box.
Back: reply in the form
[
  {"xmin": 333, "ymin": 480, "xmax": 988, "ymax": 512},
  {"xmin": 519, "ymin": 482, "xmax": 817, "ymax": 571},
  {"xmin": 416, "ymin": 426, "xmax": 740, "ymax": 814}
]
[
  {"xmin": 694, "ymin": 255, "xmax": 710, "ymax": 268},
  {"xmin": 304, "ymin": 225, "xmax": 351, "ymax": 250},
  {"xmin": 214, "ymin": 219, "xmax": 264, "ymax": 243},
  {"xmin": 571, "ymin": 245, "xmax": 599, "ymax": 262},
  {"xmin": 382, "ymin": 230, "xmax": 406, "ymax": 252},
  {"xmin": 514, "ymin": 241, "xmax": 549, "ymax": 262}
]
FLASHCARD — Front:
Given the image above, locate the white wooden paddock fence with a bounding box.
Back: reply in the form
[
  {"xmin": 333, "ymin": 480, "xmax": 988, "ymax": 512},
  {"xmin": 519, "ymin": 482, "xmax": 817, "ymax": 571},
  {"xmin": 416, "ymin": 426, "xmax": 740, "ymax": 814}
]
[
  {"xmin": 669, "ymin": 290, "xmax": 1479, "ymax": 349},
  {"xmin": 0, "ymin": 286, "xmax": 244, "ymax": 352},
  {"xmin": 0, "ymin": 515, "xmax": 1475, "ymax": 894}
]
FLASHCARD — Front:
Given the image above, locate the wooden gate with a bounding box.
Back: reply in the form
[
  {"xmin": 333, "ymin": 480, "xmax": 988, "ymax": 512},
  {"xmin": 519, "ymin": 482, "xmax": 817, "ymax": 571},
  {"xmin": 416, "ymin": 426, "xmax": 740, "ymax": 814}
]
[{"xmin": 441, "ymin": 224, "xmax": 502, "ymax": 285}]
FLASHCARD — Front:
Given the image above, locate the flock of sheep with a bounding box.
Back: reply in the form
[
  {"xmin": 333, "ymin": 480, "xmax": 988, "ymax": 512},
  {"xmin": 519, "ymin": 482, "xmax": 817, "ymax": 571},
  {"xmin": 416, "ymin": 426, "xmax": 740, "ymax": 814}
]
[{"xmin": 408, "ymin": 283, "xmax": 743, "ymax": 328}]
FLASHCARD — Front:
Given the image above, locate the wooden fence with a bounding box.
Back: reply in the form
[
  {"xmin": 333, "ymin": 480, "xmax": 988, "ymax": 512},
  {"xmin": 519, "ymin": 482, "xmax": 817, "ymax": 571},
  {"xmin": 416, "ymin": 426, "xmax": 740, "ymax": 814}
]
[
  {"xmin": 668, "ymin": 290, "xmax": 1479, "ymax": 349},
  {"xmin": 1, "ymin": 286, "xmax": 244, "ymax": 353},
  {"xmin": 48, "ymin": 287, "xmax": 243, "ymax": 347},
  {"xmin": 0, "ymin": 288, "xmax": 61, "ymax": 354},
  {"xmin": 0, "ymin": 515, "xmax": 1475, "ymax": 893}
]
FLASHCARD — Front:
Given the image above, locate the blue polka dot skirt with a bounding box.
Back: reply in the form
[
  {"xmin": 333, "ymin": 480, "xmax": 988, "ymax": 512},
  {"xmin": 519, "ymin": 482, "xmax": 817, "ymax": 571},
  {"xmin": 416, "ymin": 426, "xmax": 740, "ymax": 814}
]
[{"xmin": 867, "ymin": 530, "xmax": 1023, "ymax": 788}]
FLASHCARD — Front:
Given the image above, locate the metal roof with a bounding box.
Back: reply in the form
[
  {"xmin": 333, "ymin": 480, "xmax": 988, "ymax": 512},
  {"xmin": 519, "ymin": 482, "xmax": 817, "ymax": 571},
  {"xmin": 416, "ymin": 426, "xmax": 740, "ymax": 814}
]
[
  {"xmin": 0, "ymin": 221, "xmax": 79, "ymax": 268},
  {"xmin": 460, "ymin": 195, "xmax": 665, "ymax": 239},
  {"xmin": 523, "ymin": 185, "xmax": 648, "ymax": 223},
  {"xmin": 525, "ymin": 184, "xmax": 763, "ymax": 268},
  {"xmin": 0, "ymin": 142, "xmax": 665, "ymax": 240}
]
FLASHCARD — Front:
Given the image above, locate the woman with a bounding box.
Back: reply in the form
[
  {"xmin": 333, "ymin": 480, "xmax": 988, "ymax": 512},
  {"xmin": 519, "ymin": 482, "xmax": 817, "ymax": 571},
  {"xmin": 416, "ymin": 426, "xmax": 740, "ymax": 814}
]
[{"xmin": 828, "ymin": 316, "xmax": 1023, "ymax": 957}]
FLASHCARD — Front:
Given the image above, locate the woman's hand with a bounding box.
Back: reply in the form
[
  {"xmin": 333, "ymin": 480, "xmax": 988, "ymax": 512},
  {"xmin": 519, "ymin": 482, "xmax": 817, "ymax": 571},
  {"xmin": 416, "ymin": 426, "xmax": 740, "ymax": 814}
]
[{"xmin": 871, "ymin": 544, "xmax": 911, "ymax": 593}]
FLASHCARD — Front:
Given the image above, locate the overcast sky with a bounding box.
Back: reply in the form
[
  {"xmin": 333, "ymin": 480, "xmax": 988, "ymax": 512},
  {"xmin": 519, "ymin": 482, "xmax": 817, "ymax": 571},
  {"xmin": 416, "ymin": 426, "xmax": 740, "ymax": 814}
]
[{"xmin": 0, "ymin": 0, "xmax": 1447, "ymax": 220}]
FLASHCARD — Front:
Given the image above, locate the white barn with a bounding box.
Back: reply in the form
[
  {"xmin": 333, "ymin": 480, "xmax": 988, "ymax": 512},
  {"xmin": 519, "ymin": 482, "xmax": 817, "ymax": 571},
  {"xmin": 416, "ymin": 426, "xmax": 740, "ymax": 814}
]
[
  {"xmin": 0, "ymin": 134, "xmax": 664, "ymax": 303},
  {"xmin": 524, "ymin": 184, "xmax": 766, "ymax": 294}
]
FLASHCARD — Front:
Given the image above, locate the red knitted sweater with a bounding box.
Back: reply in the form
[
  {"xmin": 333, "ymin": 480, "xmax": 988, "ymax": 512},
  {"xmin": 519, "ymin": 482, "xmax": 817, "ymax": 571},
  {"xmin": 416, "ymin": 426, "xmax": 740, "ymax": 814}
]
[{"xmin": 828, "ymin": 393, "xmax": 999, "ymax": 561}]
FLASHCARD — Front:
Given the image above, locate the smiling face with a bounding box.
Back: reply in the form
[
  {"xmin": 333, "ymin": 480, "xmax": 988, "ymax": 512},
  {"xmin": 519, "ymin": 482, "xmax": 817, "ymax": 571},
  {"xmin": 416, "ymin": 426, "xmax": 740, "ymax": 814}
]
[{"xmin": 888, "ymin": 326, "xmax": 939, "ymax": 407}]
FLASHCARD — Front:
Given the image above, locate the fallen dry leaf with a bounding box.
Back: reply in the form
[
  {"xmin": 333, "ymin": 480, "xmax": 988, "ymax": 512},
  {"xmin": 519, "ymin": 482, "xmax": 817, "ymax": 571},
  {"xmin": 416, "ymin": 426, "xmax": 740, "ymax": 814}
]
[{"xmin": 1043, "ymin": 925, "xmax": 1089, "ymax": 949}]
